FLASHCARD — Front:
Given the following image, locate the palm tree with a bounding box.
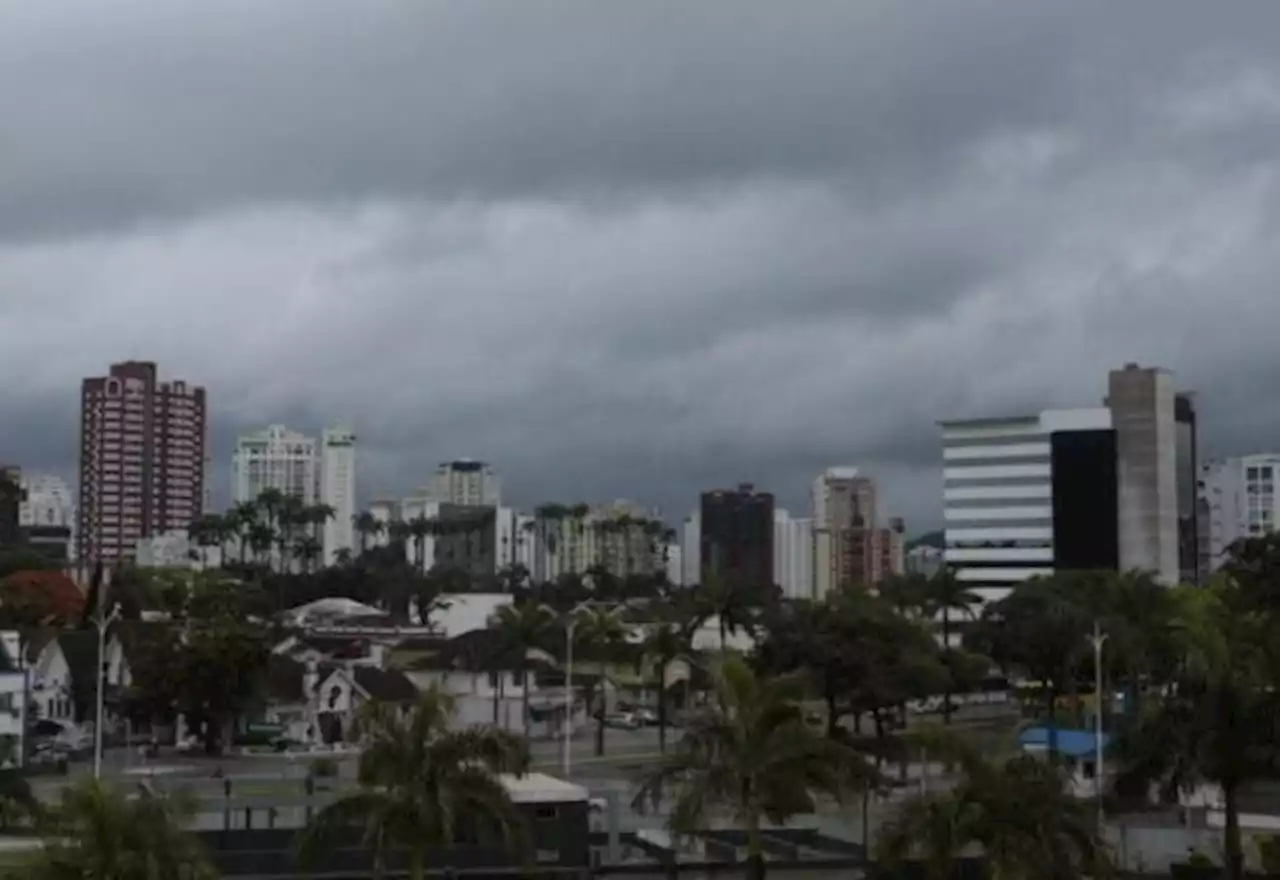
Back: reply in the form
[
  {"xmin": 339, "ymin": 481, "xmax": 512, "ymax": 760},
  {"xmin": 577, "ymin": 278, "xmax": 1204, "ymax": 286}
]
[
  {"xmin": 878, "ymin": 731, "xmax": 1109, "ymax": 880},
  {"xmin": 293, "ymin": 535, "xmax": 323, "ymax": 573},
  {"xmin": 634, "ymin": 657, "xmax": 876, "ymax": 880},
  {"xmin": 490, "ymin": 603, "xmax": 557, "ymax": 736},
  {"xmin": 694, "ymin": 573, "xmax": 750, "ymax": 650},
  {"xmin": 229, "ymin": 500, "xmax": 259, "ymax": 565},
  {"xmin": 247, "ymin": 522, "xmax": 275, "ymax": 568},
  {"xmin": 353, "ymin": 510, "xmax": 382, "ymax": 556},
  {"xmin": 27, "ymin": 777, "xmax": 215, "ymax": 879},
  {"xmin": 642, "ymin": 619, "xmax": 693, "ymax": 753},
  {"xmin": 572, "ymin": 605, "xmax": 627, "ymax": 756},
  {"xmin": 296, "ymin": 691, "xmax": 530, "ymax": 879},
  {"xmin": 920, "ymin": 568, "xmax": 980, "ymax": 725},
  {"xmin": 408, "ymin": 515, "xmax": 433, "ymax": 573}
]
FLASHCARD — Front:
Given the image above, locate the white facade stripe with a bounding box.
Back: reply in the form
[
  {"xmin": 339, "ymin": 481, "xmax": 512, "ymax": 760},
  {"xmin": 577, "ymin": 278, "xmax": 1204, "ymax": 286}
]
[
  {"xmin": 945, "ymin": 506, "xmax": 1053, "ymax": 521},
  {"xmin": 943, "ymin": 443, "xmax": 1052, "ymax": 462},
  {"xmin": 943, "ymin": 463, "xmax": 1051, "ymax": 482},
  {"xmin": 946, "ymin": 527, "xmax": 1054, "ymax": 543}
]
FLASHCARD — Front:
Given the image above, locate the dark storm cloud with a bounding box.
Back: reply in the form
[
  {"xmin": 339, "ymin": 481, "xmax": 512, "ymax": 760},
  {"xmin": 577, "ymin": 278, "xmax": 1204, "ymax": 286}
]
[{"xmin": 4, "ymin": 1, "xmax": 1280, "ymax": 527}]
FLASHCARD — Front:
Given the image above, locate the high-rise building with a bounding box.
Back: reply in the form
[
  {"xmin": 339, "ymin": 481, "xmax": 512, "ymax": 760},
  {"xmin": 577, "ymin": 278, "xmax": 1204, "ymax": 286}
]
[
  {"xmin": 812, "ymin": 468, "xmax": 885, "ymax": 596},
  {"xmin": 430, "ymin": 460, "xmax": 500, "ymax": 507},
  {"xmin": 1198, "ymin": 454, "xmax": 1279, "ymax": 573},
  {"xmin": 77, "ymin": 361, "xmax": 206, "ymax": 564},
  {"xmin": 0, "ymin": 466, "xmax": 23, "ymax": 547},
  {"xmin": 319, "ymin": 427, "xmax": 357, "ymax": 566},
  {"xmin": 870, "ymin": 519, "xmax": 907, "ymax": 585},
  {"xmin": 19, "ymin": 474, "xmax": 75, "ymax": 530},
  {"xmin": 1175, "ymin": 394, "xmax": 1200, "ymax": 584},
  {"xmin": 773, "ymin": 509, "xmax": 814, "ymax": 599},
  {"xmin": 681, "ymin": 513, "xmax": 701, "ymax": 587},
  {"xmin": 231, "ymin": 425, "xmax": 319, "ymax": 504},
  {"xmin": 941, "ymin": 408, "xmax": 1119, "ymax": 606},
  {"xmin": 700, "ymin": 483, "xmax": 774, "ymax": 590},
  {"xmin": 1106, "ymin": 364, "xmax": 1182, "ymax": 585},
  {"xmin": 19, "ymin": 473, "xmax": 76, "ymax": 562}
]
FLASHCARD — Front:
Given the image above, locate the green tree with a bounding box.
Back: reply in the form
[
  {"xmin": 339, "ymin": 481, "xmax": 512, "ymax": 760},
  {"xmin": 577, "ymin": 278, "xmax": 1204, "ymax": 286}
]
[
  {"xmin": 966, "ymin": 575, "xmax": 1090, "ymax": 756},
  {"xmin": 878, "ymin": 730, "xmax": 1110, "ymax": 880},
  {"xmin": 634, "ymin": 657, "xmax": 876, "ymax": 880},
  {"xmin": 27, "ymin": 777, "xmax": 215, "ymax": 880},
  {"xmin": 489, "ymin": 603, "xmax": 556, "ymax": 736},
  {"xmin": 642, "ymin": 618, "xmax": 694, "ymax": 753},
  {"xmin": 296, "ymin": 692, "xmax": 529, "ymax": 879},
  {"xmin": 1111, "ymin": 578, "xmax": 1280, "ymax": 880}
]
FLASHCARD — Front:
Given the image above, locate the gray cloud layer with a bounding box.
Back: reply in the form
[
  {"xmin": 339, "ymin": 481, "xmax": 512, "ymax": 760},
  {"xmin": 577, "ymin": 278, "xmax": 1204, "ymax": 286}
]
[{"xmin": 3, "ymin": 0, "xmax": 1280, "ymax": 526}]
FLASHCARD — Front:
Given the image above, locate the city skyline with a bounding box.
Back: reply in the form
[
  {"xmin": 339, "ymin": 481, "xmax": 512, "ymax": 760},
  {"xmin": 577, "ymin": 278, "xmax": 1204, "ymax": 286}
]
[{"xmin": 4, "ymin": 3, "xmax": 1280, "ymax": 530}]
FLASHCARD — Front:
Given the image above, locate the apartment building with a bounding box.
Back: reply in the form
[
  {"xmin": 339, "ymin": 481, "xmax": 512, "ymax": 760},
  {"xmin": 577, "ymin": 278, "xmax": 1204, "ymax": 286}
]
[{"xmin": 77, "ymin": 361, "xmax": 206, "ymax": 563}]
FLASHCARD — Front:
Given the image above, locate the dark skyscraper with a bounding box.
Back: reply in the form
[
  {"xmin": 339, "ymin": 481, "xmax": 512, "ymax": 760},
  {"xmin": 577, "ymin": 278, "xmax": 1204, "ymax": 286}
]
[
  {"xmin": 1175, "ymin": 393, "xmax": 1200, "ymax": 584},
  {"xmin": 699, "ymin": 483, "xmax": 774, "ymax": 590}
]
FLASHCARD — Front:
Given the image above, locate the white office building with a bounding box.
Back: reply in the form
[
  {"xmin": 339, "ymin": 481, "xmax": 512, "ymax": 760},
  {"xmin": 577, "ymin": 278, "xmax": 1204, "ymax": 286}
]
[
  {"xmin": 664, "ymin": 541, "xmax": 683, "ymax": 587},
  {"xmin": 319, "ymin": 428, "xmax": 357, "ymax": 566},
  {"xmin": 942, "ymin": 407, "xmax": 1114, "ymax": 607},
  {"xmin": 19, "ymin": 473, "xmax": 75, "ymax": 529},
  {"xmin": 430, "ymin": 460, "xmax": 501, "ymax": 507},
  {"xmin": 231, "ymin": 425, "xmax": 319, "ymax": 505},
  {"xmin": 774, "ymin": 509, "xmax": 814, "ymax": 599},
  {"xmin": 1199, "ymin": 454, "xmax": 1279, "ymax": 573},
  {"xmin": 680, "ymin": 513, "xmax": 701, "ymax": 587}
]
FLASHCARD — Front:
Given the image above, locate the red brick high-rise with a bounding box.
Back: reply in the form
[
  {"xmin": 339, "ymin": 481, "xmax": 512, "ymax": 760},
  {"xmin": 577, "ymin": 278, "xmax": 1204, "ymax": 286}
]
[{"xmin": 78, "ymin": 361, "xmax": 206, "ymax": 564}]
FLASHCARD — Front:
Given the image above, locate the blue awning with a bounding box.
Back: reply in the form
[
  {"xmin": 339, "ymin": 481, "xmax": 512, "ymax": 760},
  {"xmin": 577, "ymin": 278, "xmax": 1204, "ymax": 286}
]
[{"xmin": 1019, "ymin": 726, "xmax": 1109, "ymax": 759}]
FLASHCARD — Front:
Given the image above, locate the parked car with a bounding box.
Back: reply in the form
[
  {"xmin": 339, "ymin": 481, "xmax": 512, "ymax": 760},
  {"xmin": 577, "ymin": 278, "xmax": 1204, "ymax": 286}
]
[
  {"xmin": 602, "ymin": 712, "xmax": 640, "ymax": 730},
  {"xmin": 631, "ymin": 707, "xmax": 658, "ymax": 726}
]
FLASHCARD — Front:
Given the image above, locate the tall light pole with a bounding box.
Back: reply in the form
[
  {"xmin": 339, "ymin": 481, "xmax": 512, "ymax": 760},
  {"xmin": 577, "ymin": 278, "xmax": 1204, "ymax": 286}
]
[
  {"xmin": 1088, "ymin": 620, "xmax": 1108, "ymax": 831},
  {"xmin": 562, "ymin": 616, "xmax": 579, "ymax": 777},
  {"xmin": 93, "ymin": 603, "xmax": 122, "ymax": 780}
]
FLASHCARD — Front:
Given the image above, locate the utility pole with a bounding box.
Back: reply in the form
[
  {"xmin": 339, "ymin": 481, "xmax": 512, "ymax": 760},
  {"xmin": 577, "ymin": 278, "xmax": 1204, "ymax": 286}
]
[
  {"xmin": 1088, "ymin": 620, "xmax": 1108, "ymax": 832},
  {"xmin": 93, "ymin": 603, "xmax": 122, "ymax": 779}
]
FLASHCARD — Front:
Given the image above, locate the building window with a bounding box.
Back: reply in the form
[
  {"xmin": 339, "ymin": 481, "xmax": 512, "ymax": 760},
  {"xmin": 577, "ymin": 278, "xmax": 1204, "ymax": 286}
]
[
  {"xmin": 535, "ymin": 850, "xmax": 560, "ymax": 864},
  {"xmin": 535, "ymin": 805, "xmax": 558, "ymax": 820}
]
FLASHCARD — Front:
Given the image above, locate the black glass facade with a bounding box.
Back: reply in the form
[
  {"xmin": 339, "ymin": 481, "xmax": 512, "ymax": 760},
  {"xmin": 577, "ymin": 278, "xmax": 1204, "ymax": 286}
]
[
  {"xmin": 1050, "ymin": 429, "xmax": 1119, "ymax": 571},
  {"xmin": 700, "ymin": 483, "xmax": 774, "ymax": 589}
]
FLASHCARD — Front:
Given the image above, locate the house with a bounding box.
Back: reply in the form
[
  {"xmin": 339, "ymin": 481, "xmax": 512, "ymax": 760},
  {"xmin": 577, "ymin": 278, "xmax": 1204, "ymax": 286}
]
[
  {"xmin": 271, "ymin": 633, "xmax": 391, "ymax": 667},
  {"xmin": 0, "ymin": 632, "xmax": 28, "ymax": 766},
  {"xmin": 261, "ymin": 655, "xmax": 418, "ymax": 745},
  {"xmin": 28, "ymin": 629, "xmax": 131, "ymax": 729},
  {"xmin": 387, "ymin": 630, "xmax": 588, "ymax": 738},
  {"xmin": 1020, "ymin": 726, "xmax": 1110, "ymax": 798}
]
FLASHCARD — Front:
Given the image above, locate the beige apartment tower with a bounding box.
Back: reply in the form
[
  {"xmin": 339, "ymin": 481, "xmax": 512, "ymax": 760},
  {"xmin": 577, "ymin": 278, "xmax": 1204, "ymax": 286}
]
[{"xmin": 812, "ymin": 467, "xmax": 878, "ymax": 597}]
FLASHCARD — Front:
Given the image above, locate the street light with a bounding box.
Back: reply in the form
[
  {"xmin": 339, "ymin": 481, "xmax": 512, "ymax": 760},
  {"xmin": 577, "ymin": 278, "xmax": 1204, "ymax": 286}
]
[
  {"xmin": 1088, "ymin": 621, "xmax": 1108, "ymax": 831},
  {"xmin": 93, "ymin": 603, "xmax": 123, "ymax": 780}
]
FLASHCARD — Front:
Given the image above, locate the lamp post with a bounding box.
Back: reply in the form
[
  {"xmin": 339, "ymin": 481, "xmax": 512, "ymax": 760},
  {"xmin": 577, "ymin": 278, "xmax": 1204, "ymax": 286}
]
[
  {"xmin": 1088, "ymin": 621, "xmax": 1108, "ymax": 831},
  {"xmin": 93, "ymin": 603, "xmax": 123, "ymax": 779},
  {"xmin": 562, "ymin": 616, "xmax": 579, "ymax": 777}
]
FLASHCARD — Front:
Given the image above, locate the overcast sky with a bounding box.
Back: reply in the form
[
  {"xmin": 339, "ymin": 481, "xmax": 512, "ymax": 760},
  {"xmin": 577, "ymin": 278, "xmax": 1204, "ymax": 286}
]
[{"xmin": 4, "ymin": 1, "xmax": 1280, "ymax": 530}]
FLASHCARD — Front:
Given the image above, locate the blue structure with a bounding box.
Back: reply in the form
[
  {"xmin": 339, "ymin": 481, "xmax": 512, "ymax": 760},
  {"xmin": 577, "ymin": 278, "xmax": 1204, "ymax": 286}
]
[{"xmin": 1019, "ymin": 726, "xmax": 1109, "ymax": 759}]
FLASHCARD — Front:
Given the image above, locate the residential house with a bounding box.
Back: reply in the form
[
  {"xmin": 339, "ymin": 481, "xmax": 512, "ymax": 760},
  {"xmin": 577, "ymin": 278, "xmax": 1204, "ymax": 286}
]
[
  {"xmin": 0, "ymin": 632, "xmax": 28, "ymax": 766},
  {"xmin": 28, "ymin": 629, "xmax": 131, "ymax": 730},
  {"xmin": 387, "ymin": 630, "xmax": 586, "ymax": 738},
  {"xmin": 261, "ymin": 655, "xmax": 418, "ymax": 745}
]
